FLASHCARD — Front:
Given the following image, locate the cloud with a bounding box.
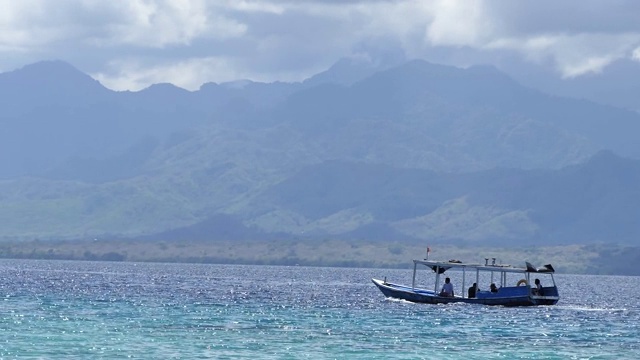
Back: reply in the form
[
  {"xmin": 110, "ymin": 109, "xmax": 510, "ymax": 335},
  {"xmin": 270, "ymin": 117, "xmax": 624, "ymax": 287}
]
[
  {"xmin": 93, "ymin": 57, "xmax": 238, "ymax": 91},
  {"xmin": 0, "ymin": 1, "xmax": 71, "ymax": 51},
  {"xmin": 634, "ymin": 47, "xmax": 640, "ymax": 61},
  {"xmin": 418, "ymin": 1, "xmax": 640, "ymax": 76},
  {"xmin": 2, "ymin": 0, "xmax": 640, "ymax": 89},
  {"xmin": 97, "ymin": 1, "xmax": 247, "ymax": 48},
  {"xmin": 424, "ymin": 2, "xmax": 493, "ymax": 47},
  {"xmin": 0, "ymin": 1, "xmax": 248, "ymax": 50},
  {"xmin": 485, "ymin": 33, "xmax": 640, "ymax": 77}
]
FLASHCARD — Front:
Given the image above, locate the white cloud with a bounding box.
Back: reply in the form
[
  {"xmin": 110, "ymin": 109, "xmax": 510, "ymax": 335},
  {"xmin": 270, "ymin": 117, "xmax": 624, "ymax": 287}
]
[
  {"xmin": 0, "ymin": 1, "xmax": 247, "ymax": 50},
  {"xmin": 485, "ymin": 33, "xmax": 640, "ymax": 77},
  {"xmin": 96, "ymin": 1, "xmax": 247, "ymax": 48},
  {"xmin": 93, "ymin": 57, "xmax": 240, "ymax": 91},
  {"xmin": 0, "ymin": 1, "xmax": 69, "ymax": 50},
  {"xmin": 634, "ymin": 47, "xmax": 640, "ymax": 61},
  {"xmin": 227, "ymin": 0, "xmax": 285, "ymax": 14},
  {"xmin": 424, "ymin": 1, "xmax": 494, "ymax": 47},
  {"xmin": 93, "ymin": 55, "xmax": 307, "ymax": 91},
  {"xmin": 549, "ymin": 34, "xmax": 639, "ymax": 77},
  {"xmin": 2, "ymin": 0, "xmax": 640, "ymax": 89}
]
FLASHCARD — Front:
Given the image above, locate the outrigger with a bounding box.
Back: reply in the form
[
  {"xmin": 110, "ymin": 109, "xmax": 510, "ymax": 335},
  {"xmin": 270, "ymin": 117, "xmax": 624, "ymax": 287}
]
[{"xmin": 372, "ymin": 257, "xmax": 559, "ymax": 306}]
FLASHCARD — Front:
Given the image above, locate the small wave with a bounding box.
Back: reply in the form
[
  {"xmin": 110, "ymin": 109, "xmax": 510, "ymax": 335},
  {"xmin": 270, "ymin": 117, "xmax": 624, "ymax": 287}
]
[
  {"xmin": 383, "ymin": 298, "xmax": 472, "ymax": 307},
  {"xmin": 384, "ymin": 297, "xmax": 415, "ymax": 304},
  {"xmin": 556, "ymin": 305, "xmax": 628, "ymax": 313}
]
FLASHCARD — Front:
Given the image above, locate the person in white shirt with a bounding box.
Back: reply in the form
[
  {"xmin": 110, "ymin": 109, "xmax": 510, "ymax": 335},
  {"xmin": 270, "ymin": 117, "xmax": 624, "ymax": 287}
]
[{"xmin": 440, "ymin": 277, "xmax": 454, "ymax": 297}]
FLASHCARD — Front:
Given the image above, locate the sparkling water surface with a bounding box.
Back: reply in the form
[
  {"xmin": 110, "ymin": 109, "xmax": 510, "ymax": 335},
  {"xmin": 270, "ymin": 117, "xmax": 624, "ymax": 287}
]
[{"xmin": 1, "ymin": 260, "xmax": 638, "ymax": 359}]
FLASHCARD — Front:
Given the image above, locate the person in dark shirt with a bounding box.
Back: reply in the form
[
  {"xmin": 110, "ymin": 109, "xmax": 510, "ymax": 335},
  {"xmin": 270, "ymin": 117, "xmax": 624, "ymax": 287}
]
[
  {"xmin": 533, "ymin": 278, "xmax": 543, "ymax": 295},
  {"xmin": 468, "ymin": 283, "xmax": 478, "ymax": 298},
  {"xmin": 490, "ymin": 283, "xmax": 498, "ymax": 293}
]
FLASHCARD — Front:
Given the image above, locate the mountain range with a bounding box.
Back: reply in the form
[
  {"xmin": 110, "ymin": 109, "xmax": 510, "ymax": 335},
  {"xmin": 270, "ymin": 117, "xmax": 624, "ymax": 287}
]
[{"xmin": 1, "ymin": 59, "xmax": 639, "ymax": 249}]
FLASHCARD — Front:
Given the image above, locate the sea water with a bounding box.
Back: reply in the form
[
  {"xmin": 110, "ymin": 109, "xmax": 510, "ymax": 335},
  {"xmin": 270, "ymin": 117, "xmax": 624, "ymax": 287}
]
[{"xmin": 0, "ymin": 260, "xmax": 638, "ymax": 359}]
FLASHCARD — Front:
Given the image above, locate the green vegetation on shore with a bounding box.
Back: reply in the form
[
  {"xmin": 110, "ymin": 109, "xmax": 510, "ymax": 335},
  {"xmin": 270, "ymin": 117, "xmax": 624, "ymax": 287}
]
[{"xmin": 1, "ymin": 239, "xmax": 637, "ymax": 275}]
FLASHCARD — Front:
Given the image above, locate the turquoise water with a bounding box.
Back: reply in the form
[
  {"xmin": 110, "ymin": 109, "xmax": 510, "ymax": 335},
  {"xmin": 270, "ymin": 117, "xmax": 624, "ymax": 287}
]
[{"xmin": 1, "ymin": 260, "xmax": 638, "ymax": 359}]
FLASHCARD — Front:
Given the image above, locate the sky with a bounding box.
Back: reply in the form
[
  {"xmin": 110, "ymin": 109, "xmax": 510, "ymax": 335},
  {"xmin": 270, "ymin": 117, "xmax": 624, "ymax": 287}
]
[{"xmin": 2, "ymin": 0, "xmax": 640, "ymax": 91}]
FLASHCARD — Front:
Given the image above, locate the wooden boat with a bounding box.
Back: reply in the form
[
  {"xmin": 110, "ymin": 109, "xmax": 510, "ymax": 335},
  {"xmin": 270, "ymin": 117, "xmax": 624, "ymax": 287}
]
[{"xmin": 372, "ymin": 258, "xmax": 559, "ymax": 306}]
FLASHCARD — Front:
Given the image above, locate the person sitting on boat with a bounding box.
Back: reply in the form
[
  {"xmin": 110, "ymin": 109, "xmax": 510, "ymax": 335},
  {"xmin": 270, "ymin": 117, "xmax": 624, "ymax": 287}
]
[
  {"xmin": 440, "ymin": 277, "xmax": 454, "ymax": 297},
  {"xmin": 490, "ymin": 283, "xmax": 498, "ymax": 293},
  {"xmin": 468, "ymin": 283, "xmax": 478, "ymax": 298},
  {"xmin": 533, "ymin": 278, "xmax": 543, "ymax": 295}
]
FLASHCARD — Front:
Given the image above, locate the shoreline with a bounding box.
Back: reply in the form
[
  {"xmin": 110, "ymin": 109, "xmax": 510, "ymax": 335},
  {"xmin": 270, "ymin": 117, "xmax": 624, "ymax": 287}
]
[{"xmin": 0, "ymin": 238, "xmax": 628, "ymax": 275}]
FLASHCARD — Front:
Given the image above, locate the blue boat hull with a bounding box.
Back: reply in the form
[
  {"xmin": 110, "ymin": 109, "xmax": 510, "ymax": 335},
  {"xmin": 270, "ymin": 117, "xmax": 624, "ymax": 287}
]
[{"xmin": 372, "ymin": 278, "xmax": 558, "ymax": 306}]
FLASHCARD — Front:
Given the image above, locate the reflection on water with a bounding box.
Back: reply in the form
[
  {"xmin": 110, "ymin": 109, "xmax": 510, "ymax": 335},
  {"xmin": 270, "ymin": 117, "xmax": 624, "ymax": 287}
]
[{"xmin": 0, "ymin": 260, "xmax": 638, "ymax": 359}]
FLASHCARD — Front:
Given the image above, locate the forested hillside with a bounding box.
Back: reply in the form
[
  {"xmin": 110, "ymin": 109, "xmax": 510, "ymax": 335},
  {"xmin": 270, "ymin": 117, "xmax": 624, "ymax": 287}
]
[{"xmin": 1, "ymin": 59, "xmax": 639, "ymax": 253}]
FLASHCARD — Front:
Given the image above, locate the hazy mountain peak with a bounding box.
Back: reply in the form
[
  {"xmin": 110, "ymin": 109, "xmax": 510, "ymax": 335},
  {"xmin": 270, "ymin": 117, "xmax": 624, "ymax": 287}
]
[
  {"xmin": 0, "ymin": 59, "xmax": 107, "ymax": 96},
  {"xmin": 583, "ymin": 150, "xmax": 635, "ymax": 169},
  {"xmin": 387, "ymin": 59, "xmax": 517, "ymax": 84},
  {"xmin": 141, "ymin": 82, "xmax": 191, "ymax": 94},
  {"xmin": 303, "ymin": 57, "xmax": 387, "ymax": 87},
  {"xmin": 8, "ymin": 60, "xmax": 97, "ymax": 83},
  {"xmin": 221, "ymin": 79, "xmax": 254, "ymax": 89},
  {"xmin": 20, "ymin": 59, "xmax": 78, "ymax": 72},
  {"xmin": 395, "ymin": 58, "xmax": 455, "ymax": 73},
  {"xmin": 198, "ymin": 81, "xmax": 220, "ymax": 91}
]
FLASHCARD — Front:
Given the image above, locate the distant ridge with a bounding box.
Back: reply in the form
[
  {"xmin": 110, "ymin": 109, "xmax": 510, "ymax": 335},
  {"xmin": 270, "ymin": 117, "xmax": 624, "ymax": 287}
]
[
  {"xmin": 0, "ymin": 59, "xmax": 639, "ymax": 248},
  {"xmin": 0, "ymin": 60, "xmax": 108, "ymax": 101}
]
